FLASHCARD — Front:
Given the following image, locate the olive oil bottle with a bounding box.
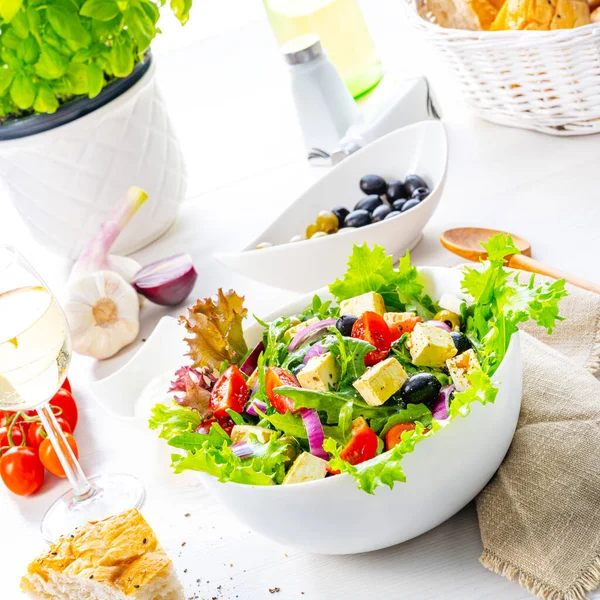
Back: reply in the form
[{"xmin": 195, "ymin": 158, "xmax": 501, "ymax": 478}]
[{"xmin": 263, "ymin": 0, "xmax": 383, "ymax": 98}]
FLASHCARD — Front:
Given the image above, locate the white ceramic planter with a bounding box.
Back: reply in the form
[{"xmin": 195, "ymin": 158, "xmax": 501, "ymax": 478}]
[{"xmin": 0, "ymin": 59, "xmax": 187, "ymax": 259}]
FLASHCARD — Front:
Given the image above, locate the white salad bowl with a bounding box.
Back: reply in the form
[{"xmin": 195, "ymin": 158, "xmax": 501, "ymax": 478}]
[
  {"xmin": 90, "ymin": 265, "xmax": 522, "ymax": 555},
  {"xmin": 214, "ymin": 121, "xmax": 448, "ymax": 292}
]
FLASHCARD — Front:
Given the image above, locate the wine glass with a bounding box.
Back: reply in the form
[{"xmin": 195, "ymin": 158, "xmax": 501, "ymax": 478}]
[{"xmin": 0, "ymin": 246, "xmax": 145, "ymax": 542}]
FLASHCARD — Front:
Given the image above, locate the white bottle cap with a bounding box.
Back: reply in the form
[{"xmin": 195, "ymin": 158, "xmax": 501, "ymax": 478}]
[{"xmin": 282, "ymin": 34, "xmax": 322, "ymax": 65}]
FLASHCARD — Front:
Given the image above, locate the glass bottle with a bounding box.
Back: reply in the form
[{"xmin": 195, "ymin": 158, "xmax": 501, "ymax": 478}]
[{"xmin": 263, "ymin": 0, "xmax": 383, "ymax": 98}]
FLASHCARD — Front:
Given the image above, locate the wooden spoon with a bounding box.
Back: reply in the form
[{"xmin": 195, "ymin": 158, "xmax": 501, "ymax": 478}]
[{"xmin": 440, "ymin": 227, "xmax": 600, "ymax": 294}]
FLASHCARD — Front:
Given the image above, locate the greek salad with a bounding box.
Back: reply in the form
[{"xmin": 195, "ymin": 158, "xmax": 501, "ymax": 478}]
[{"xmin": 150, "ymin": 234, "xmax": 567, "ymax": 493}]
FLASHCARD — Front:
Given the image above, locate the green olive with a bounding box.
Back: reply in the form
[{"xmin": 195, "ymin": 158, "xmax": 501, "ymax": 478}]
[
  {"xmin": 434, "ymin": 309, "xmax": 461, "ymax": 331},
  {"xmin": 305, "ymin": 223, "xmax": 318, "ymax": 239},
  {"xmin": 315, "ymin": 210, "xmax": 339, "ymax": 234}
]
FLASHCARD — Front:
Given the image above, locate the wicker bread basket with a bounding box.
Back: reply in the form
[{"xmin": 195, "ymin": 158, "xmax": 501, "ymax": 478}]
[{"xmin": 407, "ymin": 0, "xmax": 600, "ymax": 135}]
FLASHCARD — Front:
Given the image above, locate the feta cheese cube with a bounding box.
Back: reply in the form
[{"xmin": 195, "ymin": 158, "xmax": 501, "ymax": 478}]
[
  {"xmin": 340, "ymin": 292, "xmax": 385, "ymax": 318},
  {"xmin": 283, "ymin": 452, "xmax": 328, "ymax": 484},
  {"xmin": 246, "ymin": 368, "xmax": 259, "ymax": 391},
  {"xmin": 383, "ymin": 312, "xmax": 416, "ymax": 329},
  {"xmin": 353, "ymin": 357, "xmax": 408, "ymax": 406},
  {"xmin": 283, "ymin": 317, "xmax": 318, "ymax": 344},
  {"xmin": 446, "ymin": 349, "xmax": 481, "ymax": 392},
  {"xmin": 408, "ymin": 322, "xmax": 457, "ymax": 367},
  {"xmin": 297, "ymin": 352, "xmax": 340, "ymax": 391},
  {"xmin": 230, "ymin": 425, "xmax": 273, "ymax": 444}
]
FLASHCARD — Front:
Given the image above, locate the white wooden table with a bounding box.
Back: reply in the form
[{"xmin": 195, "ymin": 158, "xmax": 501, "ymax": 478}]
[{"xmin": 1, "ymin": 2, "xmax": 600, "ymax": 598}]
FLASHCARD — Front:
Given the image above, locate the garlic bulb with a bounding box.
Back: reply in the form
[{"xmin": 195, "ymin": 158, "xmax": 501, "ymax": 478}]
[
  {"xmin": 67, "ymin": 270, "xmax": 140, "ymax": 359},
  {"xmin": 65, "ymin": 186, "xmax": 148, "ymax": 359}
]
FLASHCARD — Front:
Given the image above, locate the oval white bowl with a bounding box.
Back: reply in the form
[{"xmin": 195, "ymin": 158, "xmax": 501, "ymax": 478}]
[
  {"xmin": 214, "ymin": 121, "xmax": 448, "ymax": 292},
  {"xmin": 90, "ymin": 266, "xmax": 522, "ymax": 554}
]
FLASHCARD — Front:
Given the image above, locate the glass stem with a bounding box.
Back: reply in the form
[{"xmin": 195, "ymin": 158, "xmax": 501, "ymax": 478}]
[{"xmin": 37, "ymin": 403, "xmax": 96, "ymax": 502}]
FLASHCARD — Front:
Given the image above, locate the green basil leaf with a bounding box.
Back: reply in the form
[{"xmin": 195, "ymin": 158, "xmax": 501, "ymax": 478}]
[
  {"xmin": 2, "ymin": 29, "xmax": 23, "ymax": 49},
  {"xmin": 125, "ymin": 4, "xmax": 153, "ymax": 51},
  {"xmin": 17, "ymin": 36, "xmax": 39, "ymax": 63},
  {"xmin": 0, "ymin": 67, "xmax": 16, "ymax": 96},
  {"xmin": 33, "ymin": 81, "xmax": 58, "ymax": 112},
  {"xmin": 109, "ymin": 33, "xmax": 133, "ymax": 77},
  {"xmin": 46, "ymin": 1, "xmax": 91, "ymax": 47},
  {"xmin": 34, "ymin": 44, "xmax": 67, "ymax": 79},
  {"xmin": 10, "ymin": 71, "xmax": 35, "ymax": 109},
  {"xmin": 66, "ymin": 61, "xmax": 87, "ymax": 94},
  {"xmin": 11, "ymin": 10, "xmax": 30, "ymax": 37},
  {"xmin": 80, "ymin": 0, "xmax": 120, "ymax": 22},
  {"xmin": 170, "ymin": 0, "xmax": 191, "ymax": 25},
  {"xmin": 86, "ymin": 61, "xmax": 103, "ymax": 97},
  {"xmin": 91, "ymin": 13, "xmax": 122, "ymax": 39}
]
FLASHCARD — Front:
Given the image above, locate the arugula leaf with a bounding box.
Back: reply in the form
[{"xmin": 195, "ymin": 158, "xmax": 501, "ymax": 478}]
[
  {"xmin": 297, "ymin": 295, "xmax": 340, "ymax": 321},
  {"xmin": 324, "ymin": 422, "xmax": 431, "ymax": 494},
  {"xmin": 148, "ymin": 403, "xmax": 201, "ymax": 440},
  {"xmin": 377, "ymin": 404, "xmax": 433, "ymax": 437},
  {"xmin": 274, "ymin": 385, "xmax": 397, "ymax": 424},
  {"xmin": 322, "ymin": 401, "xmax": 353, "ymax": 443},
  {"xmin": 261, "ymin": 316, "xmax": 292, "ymax": 367},
  {"xmin": 322, "ymin": 331, "xmax": 374, "ymax": 388}
]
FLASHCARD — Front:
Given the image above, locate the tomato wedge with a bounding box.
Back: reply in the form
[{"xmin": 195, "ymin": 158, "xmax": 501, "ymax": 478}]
[
  {"xmin": 265, "ymin": 367, "xmax": 300, "ymax": 414},
  {"xmin": 210, "ymin": 366, "xmax": 249, "ymax": 417},
  {"xmin": 351, "ymin": 311, "xmax": 392, "ymax": 365},
  {"xmin": 388, "ymin": 315, "xmax": 422, "ymax": 342},
  {"xmin": 385, "ymin": 422, "xmax": 429, "ymax": 450},
  {"xmin": 328, "ymin": 417, "xmax": 378, "ymax": 474}
]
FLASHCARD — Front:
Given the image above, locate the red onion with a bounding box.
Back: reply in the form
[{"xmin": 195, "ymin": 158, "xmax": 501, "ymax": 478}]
[
  {"xmin": 132, "ymin": 253, "xmax": 197, "ymax": 306},
  {"xmin": 246, "ymin": 399, "xmax": 267, "ymax": 417},
  {"xmin": 241, "ymin": 342, "xmax": 264, "ymax": 376},
  {"xmin": 424, "ymin": 320, "xmax": 452, "ymax": 333},
  {"xmin": 288, "ymin": 318, "xmax": 336, "ymax": 352},
  {"xmin": 303, "ymin": 342, "xmax": 327, "ymax": 364},
  {"xmin": 432, "ymin": 385, "xmax": 455, "ymax": 420},
  {"xmin": 230, "ymin": 442, "xmax": 254, "ymax": 459},
  {"xmin": 300, "ymin": 408, "xmax": 328, "ymax": 460}
]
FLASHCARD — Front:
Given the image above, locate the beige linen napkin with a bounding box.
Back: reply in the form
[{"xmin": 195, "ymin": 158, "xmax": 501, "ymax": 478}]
[{"xmin": 476, "ymin": 282, "xmax": 600, "ymax": 600}]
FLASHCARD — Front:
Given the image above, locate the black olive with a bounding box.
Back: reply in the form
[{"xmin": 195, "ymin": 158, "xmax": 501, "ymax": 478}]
[
  {"xmin": 451, "ymin": 332, "xmax": 471, "ymax": 355},
  {"xmin": 332, "ymin": 206, "xmax": 350, "ymax": 228},
  {"xmin": 336, "ymin": 314, "xmax": 358, "ymax": 337},
  {"xmin": 345, "ymin": 209, "xmax": 371, "ymax": 228},
  {"xmin": 400, "ymin": 373, "xmax": 442, "ymax": 408},
  {"xmin": 404, "ymin": 174, "xmax": 428, "ymax": 197},
  {"xmin": 401, "ymin": 199, "xmax": 420, "ymax": 212},
  {"xmin": 360, "ymin": 174, "xmax": 387, "ymax": 196},
  {"xmin": 411, "ymin": 187, "xmax": 430, "ymax": 201},
  {"xmin": 384, "ymin": 210, "xmax": 401, "ymax": 220},
  {"xmin": 392, "ymin": 199, "xmax": 407, "ymax": 212},
  {"xmin": 386, "ymin": 179, "xmax": 407, "ymax": 201},
  {"xmin": 355, "ymin": 195, "xmax": 383, "ymax": 213},
  {"xmin": 371, "ymin": 204, "xmax": 391, "ymax": 223},
  {"xmin": 292, "ymin": 363, "xmax": 305, "ymax": 377},
  {"xmin": 388, "ymin": 390, "xmax": 407, "ymax": 409}
]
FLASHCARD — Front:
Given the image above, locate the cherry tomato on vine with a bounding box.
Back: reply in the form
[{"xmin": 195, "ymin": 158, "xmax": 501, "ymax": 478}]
[
  {"xmin": 26, "ymin": 418, "xmax": 72, "ymax": 450},
  {"xmin": 0, "ymin": 446, "xmax": 44, "ymax": 496},
  {"xmin": 39, "ymin": 433, "xmax": 78, "ymax": 478},
  {"xmin": 49, "ymin": 389, "xmax": 78, "ymax": 431},
  {"xmin": 351, "ymin": 312, "xmax": 393, "ymax": 365},
  {"xmin": 60, "ymin": 377, "xmax": 72, "ymax": 393},
  {"xmin": 0, "ymin": 424, "xmax": 26, "ymax": 448}
]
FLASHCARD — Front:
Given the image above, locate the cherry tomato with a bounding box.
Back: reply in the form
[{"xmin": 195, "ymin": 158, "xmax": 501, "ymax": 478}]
[
  {"xmin": 26, "ymin": 418, "xmax": 72, "ymax": 450},
  {"xmin": 385, "ymin": 423, "xmax": 429, "ymax": 450},
  {"xmin": 0, "ymin": 446, "xmax": 44, "ymax": 496},
  {"xmin": 210, "ymin": 366, "xmax": 249, "ymax": 418},
  {"xmin": 39, "ymin": 433, "xmax": 78, "ymax": 478},
  {"xmin": 60, "ymin": 377, "xmax": 72, "ymax": 393},
  {"xmin": 0, "ymin": 423, "xmax": 25, "ymax": 448},
  {"xmin": 351, "ymin": 312, "xmax": 393, "ymax": 365},
  {"xmin": 0, "ymin": 411, "xmax": 27, "ymax": 428},
  {"xmin": 328, "ymin": 417, "xmax": 379, "ymax": 474},
  {"xmin": 49, "ymin": 389, "xmax": 78, "ymax": 431},
  {"xmin": 388, "ymin": 316, "xmax": 422, "ymax": 342},
  {"xmin": 265, "ymin": 367, "xmax": 300, "ymax": 414}
]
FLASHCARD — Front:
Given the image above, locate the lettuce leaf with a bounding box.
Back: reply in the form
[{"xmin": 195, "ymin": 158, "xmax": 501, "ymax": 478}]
[
  {"xmin": 148, "ymin": 403, "xmax": 201, "ymax": 440},
  {"xmin": 448, "ymin": 370, "xmax": 498, "ymax": 418},
  {"xmin": 180, "ymin": 289, "xmax": 248, "ymax": 371},
  {"xmin": 324, "ymin": 422, "xmax": 431, "ymax": 494}
]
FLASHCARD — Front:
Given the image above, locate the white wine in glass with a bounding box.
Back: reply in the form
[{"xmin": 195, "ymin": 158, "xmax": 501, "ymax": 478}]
[{"xmin": 0, "ymin": 246, "xmax": 145, "ymax": 542}]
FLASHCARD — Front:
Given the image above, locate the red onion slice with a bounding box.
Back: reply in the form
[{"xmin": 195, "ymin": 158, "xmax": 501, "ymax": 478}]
[
  {"xmin": 230, "ymin": 441, "xmax": 254, "ymax": 459},
  {"xmin": 303, "ymin": 342, "xmax": 327, "ymax": 364},
  {"xmin": 424, "ymin": 320, "xmax": 452, "ymax": 333},
  {"xmin": 288, "ymin": 318, "xmax": 336, "ymax": 352},
  {"xmin": 300, "ymin": 408, "xmax": 328, "ymax": 460},
  {"xmin": 132, "ymin": 253, "xmax": 197, "ymax": 306},
  {"xmin": 241, "ymin": 342, "xmax": 264, "ymax": 376},
  {"xmin": 246, "ymin": 399, "xmax": 267, "ymax": 417},
  {"xmin": 432, "ymin": 385, "xmax": 455, "ymax": 420}
]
